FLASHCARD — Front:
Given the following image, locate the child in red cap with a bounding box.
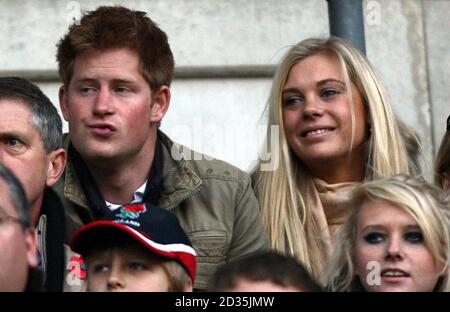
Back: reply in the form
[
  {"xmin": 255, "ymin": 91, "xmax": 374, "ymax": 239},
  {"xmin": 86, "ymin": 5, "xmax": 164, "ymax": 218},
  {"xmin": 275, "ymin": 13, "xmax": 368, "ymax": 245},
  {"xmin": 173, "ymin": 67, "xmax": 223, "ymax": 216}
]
[{"xmin": 70, "ymin": 203, "xmax": 196, "ymax": 292}]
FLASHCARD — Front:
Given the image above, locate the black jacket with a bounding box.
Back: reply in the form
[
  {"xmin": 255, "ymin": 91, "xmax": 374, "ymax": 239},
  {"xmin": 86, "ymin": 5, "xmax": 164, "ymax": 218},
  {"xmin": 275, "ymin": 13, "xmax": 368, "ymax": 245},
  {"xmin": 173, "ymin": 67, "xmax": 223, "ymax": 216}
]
[{"xmin": 38, "ymin": 188, "xmax": 66, "ymax": 291}]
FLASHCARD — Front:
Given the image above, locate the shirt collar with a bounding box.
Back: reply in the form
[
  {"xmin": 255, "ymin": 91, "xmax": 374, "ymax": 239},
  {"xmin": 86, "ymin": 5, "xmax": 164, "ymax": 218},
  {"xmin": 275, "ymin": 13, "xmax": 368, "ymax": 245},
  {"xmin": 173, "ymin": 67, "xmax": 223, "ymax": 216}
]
[{"xmin": 105, "ymin": 181, "xmax": 147, "ymax": 210}]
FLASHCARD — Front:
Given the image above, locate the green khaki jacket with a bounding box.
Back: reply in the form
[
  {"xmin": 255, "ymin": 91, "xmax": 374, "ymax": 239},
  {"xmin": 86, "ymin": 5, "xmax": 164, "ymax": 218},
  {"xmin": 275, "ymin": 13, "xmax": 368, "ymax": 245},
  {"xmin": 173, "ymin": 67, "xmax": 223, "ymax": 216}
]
[{"xmin": 54, "ymin": 131, "xmax": 268, "ymax": 290}]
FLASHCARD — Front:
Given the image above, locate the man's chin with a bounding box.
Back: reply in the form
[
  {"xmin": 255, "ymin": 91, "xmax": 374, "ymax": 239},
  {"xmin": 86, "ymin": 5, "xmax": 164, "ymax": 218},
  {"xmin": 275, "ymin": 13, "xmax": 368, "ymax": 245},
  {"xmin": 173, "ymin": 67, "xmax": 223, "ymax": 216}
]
[{"xmin": 81, "ymin": 149, "xmax": 120, "ymax": 165}]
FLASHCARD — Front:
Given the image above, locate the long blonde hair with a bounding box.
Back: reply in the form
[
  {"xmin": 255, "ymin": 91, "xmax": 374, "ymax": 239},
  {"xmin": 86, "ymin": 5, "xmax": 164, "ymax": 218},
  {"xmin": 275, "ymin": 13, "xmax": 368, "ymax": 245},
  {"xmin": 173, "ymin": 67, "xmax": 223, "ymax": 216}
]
[
  {"xmin": 256, "ymin": 37, "xmax": 420, "ymax": 280},
  {"xmin": 322, "ymin": 175, "xmax": 450, "ymax": 291}
]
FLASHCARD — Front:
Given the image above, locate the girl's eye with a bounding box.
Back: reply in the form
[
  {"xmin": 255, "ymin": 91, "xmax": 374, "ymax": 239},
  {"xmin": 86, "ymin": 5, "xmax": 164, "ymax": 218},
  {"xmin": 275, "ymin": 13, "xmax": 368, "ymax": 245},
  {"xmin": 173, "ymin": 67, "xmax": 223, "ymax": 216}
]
[
  {"xmin": 363, "ymin": 232, "xmax": 385, "ymax": 244},
  {"xmin": 282, "ymin": 96, "xmax": 304, "ymax": 107},
  {"xmin": 320, "ymin": 89, "xmax": 339, "ymax": 98},
  {"xmin": 404, "ymin": 231, "xmax": 424, "ymax": 244}
]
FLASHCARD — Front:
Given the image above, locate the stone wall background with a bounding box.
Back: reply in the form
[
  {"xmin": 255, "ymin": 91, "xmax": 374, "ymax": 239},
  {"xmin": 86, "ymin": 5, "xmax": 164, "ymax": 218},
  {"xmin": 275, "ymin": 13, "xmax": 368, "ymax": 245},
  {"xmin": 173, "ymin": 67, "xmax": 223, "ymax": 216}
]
[{"xmin": 1, "ymin": 0, "xmax": 448, "ymax": 173}]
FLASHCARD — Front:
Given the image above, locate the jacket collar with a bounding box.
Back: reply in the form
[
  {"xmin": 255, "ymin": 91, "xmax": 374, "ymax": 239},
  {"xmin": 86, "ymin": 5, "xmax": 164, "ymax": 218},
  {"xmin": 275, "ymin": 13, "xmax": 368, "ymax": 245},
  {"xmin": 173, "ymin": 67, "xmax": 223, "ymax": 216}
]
[
  {"xmin": 63, "ymin": 131, "xmax": 202, "ymax": 215},
  {"xmin": 158, "ymin": 131, "xmax": 202, "ymax": 209}
]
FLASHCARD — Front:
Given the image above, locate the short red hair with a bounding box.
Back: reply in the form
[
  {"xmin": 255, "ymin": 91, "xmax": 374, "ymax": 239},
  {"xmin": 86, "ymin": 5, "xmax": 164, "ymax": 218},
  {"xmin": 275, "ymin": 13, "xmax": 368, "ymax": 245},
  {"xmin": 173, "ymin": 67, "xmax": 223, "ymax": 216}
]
[{"xmin": 56, "ymin": 6, "xmax": 174, "ymax": 92}]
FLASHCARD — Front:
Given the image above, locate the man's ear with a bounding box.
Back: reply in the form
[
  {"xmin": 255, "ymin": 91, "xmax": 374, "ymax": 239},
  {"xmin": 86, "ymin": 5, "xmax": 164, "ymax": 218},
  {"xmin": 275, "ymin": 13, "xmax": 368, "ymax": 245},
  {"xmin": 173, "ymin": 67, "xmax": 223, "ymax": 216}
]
[
  {"xmin": 46, "ymin": 148, "xmax": 67, "ymax": 187},
  {"xmin": 25, "ymin": 227, "xmax": 38, "ymax": 269},
  {"xmin": 59, "ymin": 86, "xmax": 70, "ymax": 121},
  {"xmin": 150, "ymin": 86, "xmax": 171, "ymax": 125}
]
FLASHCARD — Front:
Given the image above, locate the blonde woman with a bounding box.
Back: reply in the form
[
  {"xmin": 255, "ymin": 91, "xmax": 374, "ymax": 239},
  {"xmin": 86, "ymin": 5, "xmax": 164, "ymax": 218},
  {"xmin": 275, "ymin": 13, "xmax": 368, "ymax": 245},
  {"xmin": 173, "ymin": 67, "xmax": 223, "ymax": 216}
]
[
  {"xmin": 435, "ymin": 115, "xmax": 450, "ymax": 191},
  {"xmin": 322, "ymin": 175, "xmax": 449, "ymax": 292},
  {"xmin": 255, "ymin": 37, "xmax": 421, "ymax": 280}
]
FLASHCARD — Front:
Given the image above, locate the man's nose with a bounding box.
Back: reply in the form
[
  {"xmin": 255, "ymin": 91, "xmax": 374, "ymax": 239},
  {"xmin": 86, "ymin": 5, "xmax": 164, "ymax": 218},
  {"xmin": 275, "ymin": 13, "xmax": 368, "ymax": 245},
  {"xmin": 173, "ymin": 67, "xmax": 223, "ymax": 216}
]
[{"xmin": 92, "ymin": 89, "xmax": 114, "ymax": 116}]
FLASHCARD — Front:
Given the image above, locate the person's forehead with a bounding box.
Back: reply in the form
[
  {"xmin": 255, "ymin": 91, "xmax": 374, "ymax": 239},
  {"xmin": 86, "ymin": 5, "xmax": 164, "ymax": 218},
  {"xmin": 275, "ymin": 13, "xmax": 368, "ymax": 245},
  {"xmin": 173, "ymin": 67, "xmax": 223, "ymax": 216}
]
[
  {"xmin": 0, "ymin": 97, "xmax": 32, "ymax": 112},
  {"xmin": 286, "ymin": 52, "xmax": 343, "ymax": 87},
  {"xmin": 0, "ymin": 100, "xmax": 43, "ymax": 143},
  {"xmin": 73, "ymin": 48, "xmax": 140, "ymax": 69},
  {"xmin": 357, "ymin": 199, "xmax": 417, "ymax": 229},
  {"xmin": 69, "ymin": 48, "xmax": 149, "ymax": 86},
  {"xmin": 0, "ymin": 98, "xmax": 34, "ymax": 124}
]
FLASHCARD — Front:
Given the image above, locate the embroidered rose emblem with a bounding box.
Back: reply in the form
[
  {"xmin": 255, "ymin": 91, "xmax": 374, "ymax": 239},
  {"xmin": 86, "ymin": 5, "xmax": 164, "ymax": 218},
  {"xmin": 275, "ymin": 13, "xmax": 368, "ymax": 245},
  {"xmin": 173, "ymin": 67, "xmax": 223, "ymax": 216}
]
[{"xmin": 116, "ymin": 204, "xmax": 147, "ymax": 219}]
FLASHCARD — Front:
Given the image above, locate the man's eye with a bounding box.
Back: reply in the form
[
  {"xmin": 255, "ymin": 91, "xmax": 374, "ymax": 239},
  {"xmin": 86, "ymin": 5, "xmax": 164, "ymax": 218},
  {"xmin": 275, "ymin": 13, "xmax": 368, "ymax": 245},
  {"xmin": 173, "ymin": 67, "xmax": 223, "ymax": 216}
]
[
  {"xmin": 7, "ymin": 139, "xmax": 22, "ymax": 146},
  {"xmin": 404, "ymin": 231, "xmax": 423, "ymax": 244},
  {"xmin": 116, "ymin": 86, "xmax": 129, "ymax": 92},
  {"xmin": 6, "ymin": 139, "xmax": 25, "ymax": 151},
  {"xmin": 80, "ymin": 86, "xmax": 96, "ymax": 94},
  {"xmin": 363, "ymin": 232, "xmax": 385, "ymax": 244}
]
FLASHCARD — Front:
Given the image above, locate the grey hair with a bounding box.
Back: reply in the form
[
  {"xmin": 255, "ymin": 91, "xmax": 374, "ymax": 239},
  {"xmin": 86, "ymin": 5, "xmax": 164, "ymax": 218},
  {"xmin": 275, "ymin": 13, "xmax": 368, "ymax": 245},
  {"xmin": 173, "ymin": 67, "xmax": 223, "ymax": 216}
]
[{"xmin": 0, "ymin": 77, "xmax": 62, "ymax": 152}]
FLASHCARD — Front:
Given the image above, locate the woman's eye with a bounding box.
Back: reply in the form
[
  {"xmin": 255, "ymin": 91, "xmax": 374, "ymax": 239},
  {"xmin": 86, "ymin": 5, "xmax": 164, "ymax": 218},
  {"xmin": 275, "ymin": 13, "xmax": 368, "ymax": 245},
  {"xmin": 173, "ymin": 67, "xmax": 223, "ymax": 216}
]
[
  {"xmin": 283, "ymin": 96, "xmax": 303, "ymax": 107},
  {"xmin": 320, "ymin": 89, "xmax": 339, "ymax": 98},
  {"xmin": 404, "ymin": 231, "xmax": 423, "ymax": 244},
  {"xmin": 363, "ymin": 232, "xmax": 385, "ymax": 244}
]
